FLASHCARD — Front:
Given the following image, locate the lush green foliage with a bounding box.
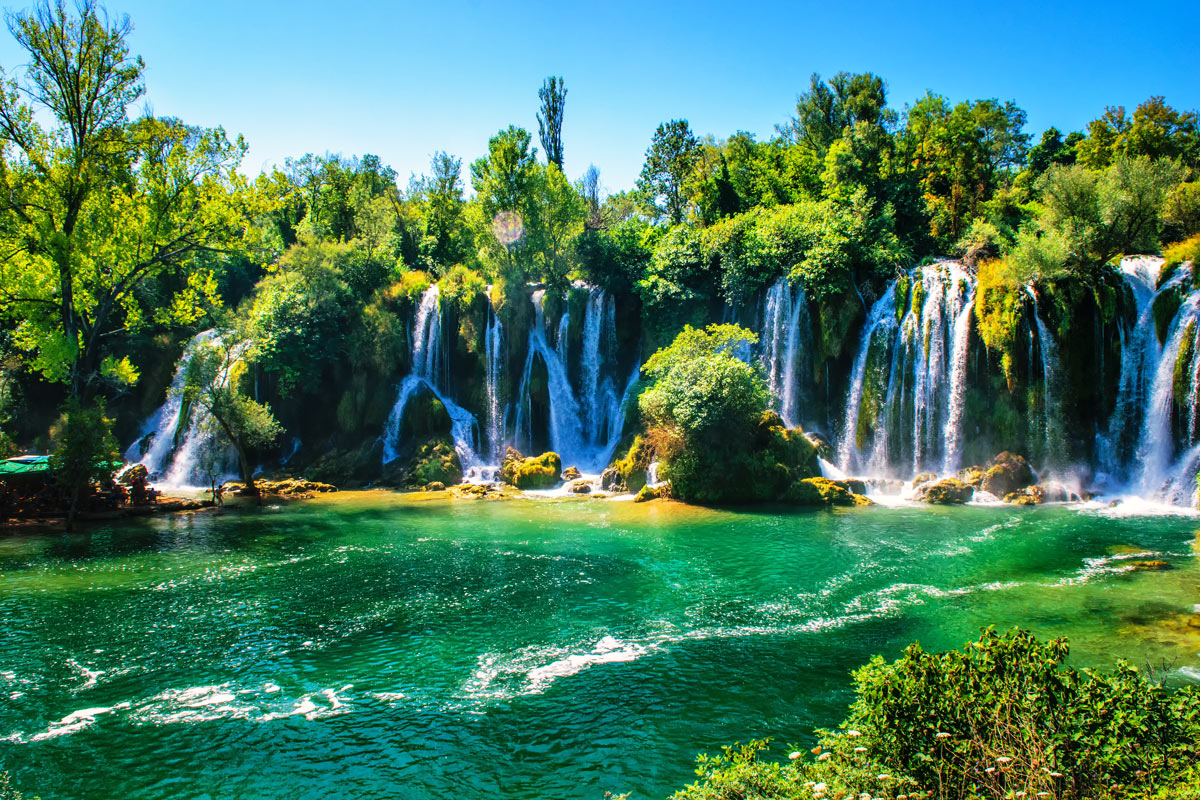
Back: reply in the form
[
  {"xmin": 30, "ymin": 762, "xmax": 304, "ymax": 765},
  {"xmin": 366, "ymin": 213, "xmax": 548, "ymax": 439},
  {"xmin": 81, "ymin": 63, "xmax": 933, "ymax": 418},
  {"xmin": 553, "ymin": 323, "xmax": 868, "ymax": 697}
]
[
  {"xmin": 49, "ymin": 397, "xmax": 119, "ymax": 525},
  {"xmin": 674, "ymin": 629, "xmax": 1200, "ymax": 800}
]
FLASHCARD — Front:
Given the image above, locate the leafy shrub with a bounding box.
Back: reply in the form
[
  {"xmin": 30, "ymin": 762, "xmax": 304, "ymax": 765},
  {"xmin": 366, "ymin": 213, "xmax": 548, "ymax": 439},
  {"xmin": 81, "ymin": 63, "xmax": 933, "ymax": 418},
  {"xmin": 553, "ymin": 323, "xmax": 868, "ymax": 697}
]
[
  {"xmin": 500, "ymin": 448, "xmax": 562, "ymax": 489},
  {"xmin": 673, "ymin": 629, "xmax": 1200, "ymax": 800},
  {"xmin": 438, "ymin": 264, "xmax": 486, "ymax": 312}
]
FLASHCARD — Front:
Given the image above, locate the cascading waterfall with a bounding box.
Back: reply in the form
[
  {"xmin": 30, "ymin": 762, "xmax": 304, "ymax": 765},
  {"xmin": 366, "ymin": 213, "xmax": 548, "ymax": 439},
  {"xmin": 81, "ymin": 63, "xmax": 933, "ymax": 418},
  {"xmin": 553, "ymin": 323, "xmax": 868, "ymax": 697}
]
[
  {"xmin": 942, "ymin": 295, "xmax": 976, "ymax": 475},
  {"xmin": 515, "ymin": 287, "xmax": 630, "ymax": 473},
  {"xmin": 837, "ymin": 283, "xmax": 898, "ymax": 472},
  {"xmin": 382, "ymin": 285, "xmax": 483, "ymax": 469},
  {"xmin": 759, "ymin": 277, "xmax": 812, "ymax": 427},
  {"xmin": 1027, "ymin": 288, "xmax": 1065, "ymax": 472},
  {"xmin": 1135, "ymin": 291, "xmax": 1200, "ymax": 503},
  {"xmin": 124, "ymin": 329, "xmax": 240, "ymax": 488},
  {"xmin": 837, "ymin": 262, "xmax": 975, "ymax": 477},
  {"xmin": 485, "ymin": 309, "xmax": 505, "ymax": 463}
]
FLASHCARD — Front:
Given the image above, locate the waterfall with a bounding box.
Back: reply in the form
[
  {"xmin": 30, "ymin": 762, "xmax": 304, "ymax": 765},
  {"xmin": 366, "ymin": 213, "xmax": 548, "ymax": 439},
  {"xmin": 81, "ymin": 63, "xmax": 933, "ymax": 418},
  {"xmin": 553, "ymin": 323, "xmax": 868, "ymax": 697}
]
[
  {"xmin": 837, "ymin": 282, "xmax": 898, "ymax": 472},
  {"xmin": 1028, "ymin": 288, "xmax": 1065, "ymax": 472},
  {"xmin": 381, "ymin": 284, "xmax": 482, "ymax": 469},
  {"xmin": 124, "ymin": 330, "xmax": 241, "ymax": 488},
  {"xmin": 942, "ymin": 297, "xmax": 976, "ymax": 474},
  {"xmin": 515, "ymin": 287, "xmax": 631, "ymax": 473},
  {"xmin": 759, "ymin": 278, "xmax": 812, "ymax": 427},
  {"xmin": 485, "ymin": 309, "xmax": 504, "ymax": 462},
  {"xmin": 1135, "ymin": 291, "xmax": 1200, "ymax": 502},
  {"xmin": 837, "ymin": 262, "xmax": 975, "ymax": 477},
  {"xmin": 1095, "ymin": 258, "xmax": 1163, "ymax": 475}
]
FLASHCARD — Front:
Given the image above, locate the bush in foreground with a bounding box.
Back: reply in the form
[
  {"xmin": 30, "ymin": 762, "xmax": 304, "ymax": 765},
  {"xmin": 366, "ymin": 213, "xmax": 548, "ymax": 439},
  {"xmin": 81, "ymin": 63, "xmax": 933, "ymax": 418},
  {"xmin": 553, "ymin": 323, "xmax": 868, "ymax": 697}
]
[{"xmin": 672, "ymin": 628, "xmax": 1200, "ymax": 800}]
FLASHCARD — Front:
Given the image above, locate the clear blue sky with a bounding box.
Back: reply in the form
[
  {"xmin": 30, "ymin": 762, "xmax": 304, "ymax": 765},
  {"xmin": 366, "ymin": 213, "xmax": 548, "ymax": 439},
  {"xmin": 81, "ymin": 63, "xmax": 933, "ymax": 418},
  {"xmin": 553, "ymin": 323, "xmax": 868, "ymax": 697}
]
[{"xmin": 1, "ymin": 0, "xmax": 1196, "ymax": 193}]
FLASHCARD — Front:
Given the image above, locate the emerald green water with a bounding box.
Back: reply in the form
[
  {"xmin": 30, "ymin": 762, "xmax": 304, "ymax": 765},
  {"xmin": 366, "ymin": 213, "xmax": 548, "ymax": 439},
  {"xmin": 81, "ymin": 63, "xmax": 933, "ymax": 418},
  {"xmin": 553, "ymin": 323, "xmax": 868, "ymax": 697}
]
[{"xmin": 1, "ymin": 494, "xmax": 1198, "ymax": 799}]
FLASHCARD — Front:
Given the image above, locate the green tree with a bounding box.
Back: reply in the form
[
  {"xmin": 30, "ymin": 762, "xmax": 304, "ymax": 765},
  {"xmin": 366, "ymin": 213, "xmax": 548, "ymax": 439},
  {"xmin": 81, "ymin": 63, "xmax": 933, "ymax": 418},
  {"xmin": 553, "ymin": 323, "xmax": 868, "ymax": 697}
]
[
  {"xmin": 49, "ymin": 397, "xmax": 118, "ymax": 530},
  {"xmin": 182, "ymin": 335, "xmax": 281, "ymax": 497},
  {"xmin": 637, "ymin": 119, "xmax": 701, "ymax": 223},
  {"xmin": 536, "ymin": 76, "xmax": 566, "ymax": 170},
  {"xmin": 1078, "ymin": 97, "xmax": 1200, "ymax": 169},
  {"xmin": 0, "ymin": 1, "xmax": 250, "ymax": 399},
  {"xmin": 1036, "ymin": 156, "xmax": 1182, "ymax": 274}
]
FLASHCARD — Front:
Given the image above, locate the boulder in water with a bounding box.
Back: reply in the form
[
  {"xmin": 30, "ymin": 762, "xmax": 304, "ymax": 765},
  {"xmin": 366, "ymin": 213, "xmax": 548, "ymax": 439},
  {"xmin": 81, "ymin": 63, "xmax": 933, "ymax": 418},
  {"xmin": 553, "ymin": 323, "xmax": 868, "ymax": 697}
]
[
  {"xmin": 956, "ymin": 466, "xmax": 986, "ymax": 488},
  {"xmin": 119, "ymin": 464, "xmax": 149, "ymax": 486},
  {"xmin": 912, "ymin": 473, "xmax": 938, "ymax": 489},
  {"xmin": 980, "ymin": 452, "xmax": 1035, "ymax": 497},
  {"xmin": 1127, "ymin": 560, "xmax": 1172, "ymax": 571},
  {"xmin": 634, "ymin": 483, "xmax": 672, "ymax": 502},
  {"xmin": 500, "ymin": 448, "xmax": 562, "ymax": 490},
  {"xmin": 567, "ymin": 480, "xmax": 592, "ymax": 494},
  {"xmin": 562, "ymin": 466, "xmax": 582, "ymax": 481},
  {"xmin": 400, "ymin": 438, "xmax": 463, "ymax": 488},
  {"xmin": 785, "ymin": 477, "xmax": 872, "ymax": 507},
  {"xmin": 424, "ymin": 481, "xmax": 446, "ymax": 492},
  {"xmin": 600, "ymin": 465, "xmax": 626, "ymax": 493},
  {"xmin": 914, "ymin": 478, "xmax": 974, "ymax": 505}
]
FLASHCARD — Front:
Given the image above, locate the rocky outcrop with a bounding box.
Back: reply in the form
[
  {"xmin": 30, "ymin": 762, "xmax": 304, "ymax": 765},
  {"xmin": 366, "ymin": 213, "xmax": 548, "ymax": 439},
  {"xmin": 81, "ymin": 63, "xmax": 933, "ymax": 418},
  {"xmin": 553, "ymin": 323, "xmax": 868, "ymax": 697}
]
[
  {"xmin": 600, "ymin": 466, "xmax": 626, "ymax": 493},
  {"xmin": 225, "ymin": 479, "xmax": 337, "ymax": 498},
  {"xmin": 634, "ymin": 483, "xmax": 668, "ymax": 502},
  {"xmin": 785, "ymin": 477, "xmax": 872, "ymax": 507},
  {"xmin": 562, "ymin": 466, "xmax": 582, "ymax": 481},
  {"xmin": 500, "ymin": 448, "xmax": 562, "ymax": 490},
  {"xmin": 396, "ymin": 438, "xmax": 463, "ymax": 488},
  {"xmin": 1004, "ymin": 481, "xmax": 1082, "ymax": 505},
  {"xmin": 979, "ymin": 452, "xmax": 1035, "ymax": 497},
  {"xmin": 914, "ymin": 478, "xmax": 974, "ymax": 504},
  {"xmin": 567, "ymin": 480, "xmax": 592, "ymax": 494}
]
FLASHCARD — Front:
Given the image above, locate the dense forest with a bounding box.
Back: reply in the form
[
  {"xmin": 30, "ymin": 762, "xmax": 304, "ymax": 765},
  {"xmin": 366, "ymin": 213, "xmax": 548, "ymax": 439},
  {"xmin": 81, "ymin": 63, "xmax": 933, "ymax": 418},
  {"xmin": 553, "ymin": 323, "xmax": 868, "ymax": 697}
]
[{"xmin": 1, "ymin": 2, "xmax": 1199, "ymax": 507}]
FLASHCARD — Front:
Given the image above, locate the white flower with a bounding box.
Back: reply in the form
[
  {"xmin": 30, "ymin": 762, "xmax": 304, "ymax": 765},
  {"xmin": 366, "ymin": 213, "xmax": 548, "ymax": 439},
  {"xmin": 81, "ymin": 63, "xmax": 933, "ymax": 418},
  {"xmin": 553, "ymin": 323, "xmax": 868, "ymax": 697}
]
[
  {"xmin": 997, "ymin": 756, "xmax": 1012, "ymax": 764},
  {"xmin": 854, "ymin": 746, "xmax": 867, "ymax": 753},
  {"xmin": 847, "ymin": 730, "xmax": 862, "ymax": 737},
  {"xmin": 859, "ymin": 793, "xmax": 871, "ymax": 800},
  {"xmin": 985, "ymin": 768, "xmax": 996, "ymax": 774},
  {"xmin": 1049, "ymin": 772, "xmax": 1063, "ymax": 779},
  {"xmin": 1015, "ymin": 792, "xmax": 1026, "ymax": 798},
  {"xmin": 935, "ymin": 732, "xmax": 951, "ymax": 739},
  {"xmin": 817, "ymin": 752, "xmax": 832, "ymax": 762},
  {"xmin": 813, "ymin": 783, "xmax": 828, "ymax": 793},
  {"xmin": 1037, "ymin": 793, "xmax": 1050, "ymax": 798},
  {"xmin": 789, "ymin": 751, "xmax": 803, "ymax": 761},
  {"xmin": 876, "ymin": 775, "xmax": 891, "ymax": 781}
]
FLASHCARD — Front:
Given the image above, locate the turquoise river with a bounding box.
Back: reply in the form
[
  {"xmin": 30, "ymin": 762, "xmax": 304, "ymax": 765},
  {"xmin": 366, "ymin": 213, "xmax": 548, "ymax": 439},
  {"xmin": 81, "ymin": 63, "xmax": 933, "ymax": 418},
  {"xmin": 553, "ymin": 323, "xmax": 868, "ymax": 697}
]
[{"xmin": 2, "ymin": 494, "xmax": 1199, "ymax": 799}]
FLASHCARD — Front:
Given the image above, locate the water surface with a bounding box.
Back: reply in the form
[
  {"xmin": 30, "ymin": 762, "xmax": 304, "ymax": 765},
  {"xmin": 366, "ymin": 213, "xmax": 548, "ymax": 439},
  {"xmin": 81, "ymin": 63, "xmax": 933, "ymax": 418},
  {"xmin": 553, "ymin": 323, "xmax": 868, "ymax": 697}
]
[{"xmin": 1, "ymin": 494, "xmax": 1197, "ymax": 799}]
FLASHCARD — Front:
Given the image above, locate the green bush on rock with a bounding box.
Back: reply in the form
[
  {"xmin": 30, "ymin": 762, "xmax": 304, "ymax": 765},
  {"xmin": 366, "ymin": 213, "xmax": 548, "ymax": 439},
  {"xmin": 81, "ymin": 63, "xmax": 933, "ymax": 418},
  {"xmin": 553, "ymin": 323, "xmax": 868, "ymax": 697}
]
[
  {"xmin": 500, "ymin": 448, "xmax": 562, "ymax": 489},
  {"xmin": 673, "ymin": 628, "xmax": 1200, "ymax": 800}
]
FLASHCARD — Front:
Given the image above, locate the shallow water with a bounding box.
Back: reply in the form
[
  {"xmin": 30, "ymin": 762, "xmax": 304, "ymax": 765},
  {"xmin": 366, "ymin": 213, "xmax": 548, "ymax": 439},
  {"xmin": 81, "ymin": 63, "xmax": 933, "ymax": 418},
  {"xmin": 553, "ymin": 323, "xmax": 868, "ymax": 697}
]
[{"xmin": 1, "ymin": 494, "xmax": 1198, "ymax": 799}]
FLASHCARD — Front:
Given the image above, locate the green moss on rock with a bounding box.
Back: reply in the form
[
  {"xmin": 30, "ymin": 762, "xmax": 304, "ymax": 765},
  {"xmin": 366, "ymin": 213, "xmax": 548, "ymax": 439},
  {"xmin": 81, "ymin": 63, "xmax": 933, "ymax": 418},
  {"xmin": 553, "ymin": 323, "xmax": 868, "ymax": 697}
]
[
  {"xmin": 1173, "ymin": 321, "xmax": 1196, "ymax": 408},
  {"xmin": 406, "ymin": 438, "xmax": 463, "ymax": 487},
  {"xmin": 914, "ymin": 477, "xmax": 974, "ymax": 504},
  {"xmin": 500, "ymin": 448, "xmax": 563, "ymax": 489},
  {"xmin": 785, "ymin": 477, "xmax": 872, "ymax": 507}
]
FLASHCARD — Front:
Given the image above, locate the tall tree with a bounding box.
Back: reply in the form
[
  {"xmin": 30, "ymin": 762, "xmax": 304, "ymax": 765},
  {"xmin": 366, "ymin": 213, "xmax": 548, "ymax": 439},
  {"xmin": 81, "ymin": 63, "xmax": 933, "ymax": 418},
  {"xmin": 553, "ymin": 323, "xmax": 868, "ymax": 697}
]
[
  {"xmin": 637, "ymin": 119, "xmax": 701, "ymax": 224},
  {"xmin": 537, "ymin": 76, "xmax": 566, "ymax": 170},
  {"xmin": 0, "ymin": 0, "xmax": 249, "ymax": 399}
]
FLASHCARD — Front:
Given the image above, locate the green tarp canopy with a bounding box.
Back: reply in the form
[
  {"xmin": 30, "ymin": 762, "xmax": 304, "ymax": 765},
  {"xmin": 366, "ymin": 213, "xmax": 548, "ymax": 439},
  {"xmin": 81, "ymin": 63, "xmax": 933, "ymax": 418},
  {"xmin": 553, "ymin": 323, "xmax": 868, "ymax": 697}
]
[
  {"xmin": 0, "ymin": 456, "xmax": 123, "ymax": 478},
  {"xmin": 0, "ymin": 455, "xmax": 51, "ymax": 476}
]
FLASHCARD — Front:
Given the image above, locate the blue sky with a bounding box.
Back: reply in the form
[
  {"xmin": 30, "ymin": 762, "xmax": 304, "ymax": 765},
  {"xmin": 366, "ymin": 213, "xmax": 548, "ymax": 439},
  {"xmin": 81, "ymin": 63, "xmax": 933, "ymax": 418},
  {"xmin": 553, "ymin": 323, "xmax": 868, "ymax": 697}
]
[{"xmin": 1, "ymin": 0, "xmax": 1196, "ymax": 192}]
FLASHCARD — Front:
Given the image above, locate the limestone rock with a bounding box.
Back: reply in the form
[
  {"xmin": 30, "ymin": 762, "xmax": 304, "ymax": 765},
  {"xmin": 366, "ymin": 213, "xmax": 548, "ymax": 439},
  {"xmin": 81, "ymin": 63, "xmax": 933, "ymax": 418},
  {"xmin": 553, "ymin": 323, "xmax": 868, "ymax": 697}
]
[
  {"xmin": 600, "ymin": 466, "xmax": 626, "ymax": 493},
  {"xmin": 567, "ymin": 480, "xmax": 592, "ymax": 494},
  {"xmin": 562, "ymin": 466, "xmax": 582, "ymax": 481},
  {"xmin": 980, "ymin": 452, "xmax": 1035, "ymax": 497},
  {"xmin": 500, "ymin": 448, "xmax": 563, "ymax": 490},
  {"xmin": 914, "ymin": 478, "xmax": 974, "ymax": 505},
  {"xmin": 785, "ymin": 477, "xmax": 873, "ymax": 507}
]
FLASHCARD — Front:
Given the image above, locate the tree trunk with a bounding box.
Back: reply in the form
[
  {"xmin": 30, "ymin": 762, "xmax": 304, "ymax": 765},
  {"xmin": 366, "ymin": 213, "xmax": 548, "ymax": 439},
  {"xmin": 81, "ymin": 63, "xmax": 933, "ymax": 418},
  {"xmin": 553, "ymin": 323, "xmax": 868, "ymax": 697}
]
[{"xmin": 66, "ymin": 483, "xmax": 80, "ymax": 532}]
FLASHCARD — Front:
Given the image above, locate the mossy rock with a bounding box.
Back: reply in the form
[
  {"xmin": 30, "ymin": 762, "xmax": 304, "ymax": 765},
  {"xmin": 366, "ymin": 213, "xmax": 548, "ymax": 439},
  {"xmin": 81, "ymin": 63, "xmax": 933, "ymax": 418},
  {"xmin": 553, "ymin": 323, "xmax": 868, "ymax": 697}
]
[
  {"xmin": 562, "ymin": 466, "xmax": 582, "ymax": 481},
  {"xmin": 405, "ymin": 438, "xmax": 463, "ymax": 488},
  {"xmin": 1152, "ymin": 285, "xmax": 1185, "ymax": 345},
  {"xmin": 1004, "ymin": 485, "xmax": 1046, "ymax": 505},
  {"xmin": 956, "ymin": 466, "xmax": 986, "ymax": 488},
  {"xmin": 1127, "ymin": 560, "xmax": 1172, "ymax": 571},
  {"xmin": 980, "ymin": 452, "xmax": 1035, "ymax": 497},
  {"xmin": 424, "ymin": 482, "xmax": 446, "ymax": 492},
  {"xmin": 914, "ymin": 478, "xmax": 974, "ymax": 505},
  {"xmin": 612, "ymin": 435, "xmax": 654, "ymax": 493},
  {"xmin": 784, "ymin": 477, "xmax": 872, "ymax": 507},
  {"xmin": 567, "ymin": 480, "xmax": 592, "ymax": 494},
  {"xmin": 1173, "ymin": 321, "xmax": 1196, "ymax": 408},
  {"xmin": 912, "ymin": 472, "xmax": 938, "ymax": 489},
  {"xmin": 500, "ymin": 448, "xmax": 562, "ymax": 489},
  {"xmin": 600, "ymin": 465, "xmax": 626, "ymax": 493},
  {"xmin": 305, "ymin": 440, "xmax": 384, "ymax": 486},
  {"xmin": 634, "ymin": 483, "xmax": 667, "ymax": 503}
]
